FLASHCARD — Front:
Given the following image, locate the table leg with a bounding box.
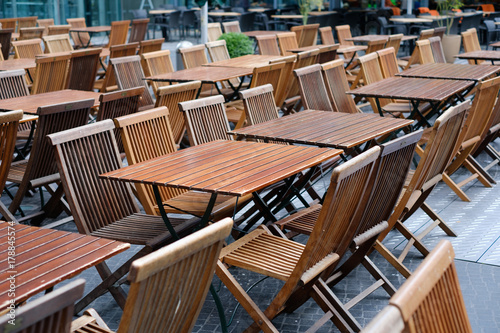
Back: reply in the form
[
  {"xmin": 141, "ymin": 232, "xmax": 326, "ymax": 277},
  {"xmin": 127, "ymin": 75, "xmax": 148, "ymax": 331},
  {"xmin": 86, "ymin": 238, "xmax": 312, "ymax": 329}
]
[
  {"xmin": 226, "ymin": 76, "xmax": 246, "ymax": 101},
  {"xmin": 409, "ymin": 100, "xmax": 431, "ymax": 128},
  {"xmin": 153, "ymin": 185, "xmax": 180, "ymax": 240}
]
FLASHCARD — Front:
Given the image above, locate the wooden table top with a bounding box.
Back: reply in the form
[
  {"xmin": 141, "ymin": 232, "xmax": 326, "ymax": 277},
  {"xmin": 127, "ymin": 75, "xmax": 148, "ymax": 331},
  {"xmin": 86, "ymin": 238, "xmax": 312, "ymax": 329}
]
[
  {"xmin": 271, "ymin": 14, "xmax": 303, "ymax": 19},
  {"xmin": 203, "ymin": 54, "xmax": 285, "ymax": 69},
  {"xmin": 244, "ymin": 30, "xmax": 283, "ymax": 38},
  {"xmin": 70, "ymin": 26, "xmax": 111, "ymax": 33},
  {"xmin": 456, "ymin": 51, "xmax": 500, "ymax": 61},
  {"xmin": 230, "ymin": 110, "xmax": 413, "ymax": 149},
  {"xmin": 101, "ymin": 140, "xmax": 342, "ymax": 196},
  {"xmin": 208, "ymin": 12, "xmax": 241, "ymax": 16},
  {"xmin": 345, "ymin": 35, "xmax": 418, "ymax": 43},
  {"xmin": 349, "ymin": 77, "xmax": 474, "ymax": 103},
  {"xmin": 0, "ymin": 222, "xmax": 129, "ymax": 311},
  {"xmin": 337, "ymin": 45, "xmax": 368, "ymax": 53},
  {"xmin": 0, "ymin": 90, "xmax": 101, "ymax": 114},
  {"xmin": 396, "ymin": 63, "xmax": 500, "ymax": 81},
  {"xmin": 248, "ymin": 7, "xmax": 267, "ymax": 12},
  {"xmin": 0, "ymin": 58, "xmax": 36, "ymax": 71},
  {"xmin": 149, "ymin": 9, "xmax": 176, "ymax": 14},
  {"xmin": 145, "ymin": 66, "xmax": 253, "ymax": 83},
  {"xmin": 286, "ymin": 44, "xmax": 339, "ymax": 53},
  {"xmin": 389, "ymin": 17, "xmax": 433, "ymax": 23}
]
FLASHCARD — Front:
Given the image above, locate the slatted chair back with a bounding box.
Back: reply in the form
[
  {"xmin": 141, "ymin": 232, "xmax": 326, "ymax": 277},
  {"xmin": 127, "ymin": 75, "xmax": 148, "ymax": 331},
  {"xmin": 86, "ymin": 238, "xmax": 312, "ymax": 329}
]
[
  {"xmin": 377, "ymin": 47, "xmax": 399, "ymax": 78},
  {"xmin": 239, "ymin": 84, "xmax": 279, "ymax": 126},
  {"xmin": 321, "ymin": 59, "xmax": 360, "ymax": 113},
  {"xmin": 294, "ymin": 23, "xmax": 320, "ymax": 47},
  {"xmin": 207, "ymin": 22, "xmax": 223, "ymax": 42},
  {"xmin": 365, "ymin": 38, "xmax": 388, "ymax": 55},
  {"xmin": 290, "ymin": 25, "xmax": 304, "ymax": 45},
  {"xmin": 18, "ymin": 16, "xmax": 38, "ymax": 31},
  {"xmin": 141, "ymin": 50, "xmax": 174, "ymax": 94},
  {"xmin": 317, "ymin": 44, "xmax": 339, "ymax": 64},
  {"xmin": 138, "ymin": 38, "xmax": 164, "ymax": 55},
  {"xmin": 269, "ymin": 54, "xmax": 296, "ymax": 108},
  {"xmin": 418, "ymin": 28, "xmax": 434, "ymax": 41},
  {"xmin": 128, "ymin": 18, "xmax": 149, "ymax": 43},
  {"xmin": 43, "ymin": 34, "xmax": 74, "ymax": 53},
  {"xmin": 335, "ymin": 24, "xmax": 355, "ymax": 59},
  {"xmin": 205, "ymin": 40, "xmax": 241, "ymax": 88},
  {"xmin": 66, "ymin": 48, "xmax": 101, "ymax": 91},
  {"xmin": 319, "ymin": 26, "xmax": 335, "ymax": 44},
  {"xmin": 154, "ymin": 81, "xmax": 201, "ymax": 145},
  {"xmin": 107, "ymin": 20, "xmax": 130, "ymax": 47},
  {"xmin": 428, "ymin": 36, "xmax": 446, "ymax": 63},
  {"xmin": 47, "ymin": 24, "xmax": 71, "ymax": 36},
  {"xmin": 386, "ymin": 33, "xmax": 403, "ymax": 55},
  {"xmin": 432, "ymin": 26, "xmax": 446, "ymax": 39},
  {"xmin": 0, "ymin": 279, "xmax": 85, "ymax": 333},
  {"xmin": 0, "ymin": 69, "xmax": 29, "ymax": 99},
  {"xmin": 32, "ymin": 53, "xmax": 71, "ymax": 94},
  {"xmin": 179, "ymin": 44, "xmax": 208, "ymax": 69},
  {"xmin": 0, "ymin": 45, "xmax": 3, "ymax": 61},
  {"xmin": 179, "ymin": 95, "xmax": 233, "ymax": 146},
  {"xmin": 361, "ymin": 305, "xmax": 404, "ymax": 333},
  {"xmin": 18, "ymin": 27, "xmax": 45, "ymax": 41},
  {"xmin": 416, "ymin": 39, "xmax": 434, "ymax": 64},
  {"xmin": 0, "ymin": 29, "xmax": 13, "ymax": 61},
  {"xmin": 255, "ymin": 35, "xmax": 280, "ymax": 56},
  {"xmin": 36, "ymin": 18, "xmax": 54, "ymax": 35},
  {"xmin": 284, "ymin": 49, "xmax": 319, "ymax": 102},
  {"xmin": 0, "ymin": 18, "xmax": 17, "ymax": 31},
  {"xmin": 97, "ymin": 42, "xmax": 139, "ymax": 92},
  {"xmin": 391, "ymin": 240, "xmax": 472, "ymax": 333},
  {"xmin": 250, "ymin": 61, "xmax": 285, "ymax": 93},
  {"xmin": 111, "ymin": 55, "xmax": 154, "ymax": 110},
  {"xmin": 0, "ymin": 111, "xmax": 23, "ymax": 196},
  {"xmin": 222, "ymin": 20, "xmax": 241, "ymax": 33},
  {"xmin": 116, "ymin": 218, "xmax": 233, "ymax": 333},
  {"xmin": 66, "ymin": 18, "xmax": 90, "ymax": 48},
  {"xmin": 277, "ymin": 31, "xmax": 299, "ymax": 56},
  {"xmin": 461, "ymin": 29, "xmax": 480, "ymax": 64},
  {"xmin": 294, "ymin": 63, "xmax": 334, "ymax": 111},
  {"xmin": 12, "ymin": 38, "xmax": 43, "ymax": 59},
  {"xmin": 358, "ymin": 52, "xmax": 393, "ymax": 110}
]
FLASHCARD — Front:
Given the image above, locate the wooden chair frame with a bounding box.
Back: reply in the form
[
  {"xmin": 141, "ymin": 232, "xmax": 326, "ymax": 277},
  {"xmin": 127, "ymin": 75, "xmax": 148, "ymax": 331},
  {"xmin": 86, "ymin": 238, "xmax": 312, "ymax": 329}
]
[
  {"xmin": 222, "ymin": 20, "xmax": 241, "ymax": 33},
  {"xmin": 319, "ymin": 26, "xmax": 335, "ymax": 45},
  {"xmin": 207, "ymin": 22, "xmax": 223, "ymax": 42},
  {"xmin": 294, "ymin": 63, "xmax": 334, "ymax": 111},
  {"xmin": 66, "ymin": 48, "xmax": 101, "ymax": 91},
  {"xmin": 95, "ymin": 42, "xmax": 139, "ymax": 93},
  {"xmin": 18, "ymin": 27, "xmax": 45, "ymax": 41},
  {"xmin": 321, "ymin": 59, "xmax": 361, "ymax": 113},
  {"xmin": 32, "ymin": 52, "xmax": 71, "ymax": 95},
  {"xmin": 47, "ymin": 25, "xmax": 72, "ymax": 36},
  {"xmin": 277, "ymin": 31, "xmax": 298, "ymax": 56},
  {"xmin": 141, "ymin": 49, "xmax": 175, "ymax": 94},
  {"xmin": 256, "ymin": 35, "xmax": 280, "ymax": 56},
  {"xmin": 67, "ymin": 18, "xmax": 90, "ymax": 48},
  {"xmin": 42, "ymin": 34, "xmax": 74, "ymax": 53},
  {"xmin": 138, "ymin": 38, "xmax": 164, "ymax": 55}
]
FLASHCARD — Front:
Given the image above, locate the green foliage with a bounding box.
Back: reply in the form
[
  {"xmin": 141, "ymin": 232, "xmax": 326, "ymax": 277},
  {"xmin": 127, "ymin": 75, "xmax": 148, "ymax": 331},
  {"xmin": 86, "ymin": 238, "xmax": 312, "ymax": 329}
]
[
  {"xmin": 218, "ymin": 33, "xmax": 254, "ymax": 58},
  {"xmin": 437, "ymin": 0, "xmax": 464, "ymax": 34}
]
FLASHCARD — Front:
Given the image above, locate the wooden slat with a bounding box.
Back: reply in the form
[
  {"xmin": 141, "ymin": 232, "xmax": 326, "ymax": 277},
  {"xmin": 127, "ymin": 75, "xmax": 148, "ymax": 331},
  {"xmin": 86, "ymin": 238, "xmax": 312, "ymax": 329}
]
[
  {"xmin": 145, "ymin": 66, "xmax": 253, "ymax": 83},
  {"xmin": 397, "ymin": 63, "xmax": 500, "ymax": 81}
]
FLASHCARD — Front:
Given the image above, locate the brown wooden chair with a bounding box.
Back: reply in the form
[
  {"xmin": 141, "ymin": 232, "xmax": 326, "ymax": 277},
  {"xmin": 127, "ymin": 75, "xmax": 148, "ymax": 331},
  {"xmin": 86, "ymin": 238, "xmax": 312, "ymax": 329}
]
[
  {"xmin": 0, "ymin": 279, "xmax": 85, "ymax": 333},
  {"xmin": 42, "ymin": 34, "xmax": 74, "ymax": 53},
  {"xmin": 256, "ymin": 35, "xmax": 280, "ymax": 56},
  {"xmin": 335, "ymin": 24, "xmax": 357, "ymax": 60},
  {"xmin": 178, "ymin": 43, "xmax": 208, "ymax": 68},
  {"xmin": 269, "ymin": 54, "xmax": 296, "ymax": 109},
  {"xmin": 128, "ymin": 18, "xmax": 149, "ymax": 43},
  {"xmin": 94, "ymin": 42, "xmax": 139, "ymax": 92},
  {"xmin": 222, "ymin": 20, "xmax": 241, "ymax": 33},
  {"xmin": 67, "ymin": 18, "xmax": 90, "ymax": 49},
  {"xmin": 377, "ymin": 47, "xmax": 400, "ymax": 78},
  {"xmin": 71, "ymin": 218, "xmax": 233, "ymax": 333},
  {"xmin": 428, "ymin": 36, "xmax": 446, "ymax": 63},
  {"xmin": 18, "ymin": 27, "xmax": 45, "ymax": 41},
  {"xmin": 0, "ymin": 18, "xmax": 17, "ymax": 31},
  {"xmin": 47, "ymin": 24, "xmax": 71, "ymax": 36},
  {"xmin": 462, "ymin": 28, "xmax": 482, "ymax": 64},
  {"xmin": 47, "ymin": 118, "xmax": 199, "ymax": 313},
  {"xmin": 154, "ymin": 80, "xmax": 201, "ymax": 145},
  {"xmin": 17, "ymin": 16, "xmax": 38, "ymax": 31},
  {"xmin": 375, "ymin": 101, "xmax": 471, "ymax": 278},
  {"xmin": 294, "ymin": 63, "xmax": 334, "ymax": 111},
  {"xmin": 0, "ymin": 69, "xmax": 29, "ymax": 99},
  {"xmin": 398, "ymin": 28, "xmax": 435, "ymax": 68},
  {"xmin": 36, "ymin": 18, "xmax": 54, "ymax": 35},
  {"xmin": 110, "ymin": 55, "xmax": 155, "ymax": 110},
  {"xmin": 207, "ymin": 22, "xmax": 223, "ymax": 42},
  {"xmin": 321, "ymin": 59, "xmax": 361, "ymax": 113},
  {"xmin": 291, "ymin": 23, "xmax": 320, "ymax": 47},
  {"xmin": 66, "ymin": 48, "xmax": 101, "ymax": 91},
  {"xmin": 416, "ymin": 39, "xmax": 435, "ymax": 64},
  {"xmin": 277, "ymin": 31, "xmax": 299, "ymax": 56},
  {"xmin": 362, "ymin": 240, "xmax": 472, "ymax": 333},
  {"xmin": 31, "ymin": 52, "xmax": 70, "ymax": 95},
  {"xmin": 386, "ymin": 33, "xmax": 403, "ymax": 55},
  {"xmin": 141, "ymin": 49, "xmax": 174, "ymax": 94},
  {"xmin": 317, "ymin": 43, "xmax": 339, "ymax": 64},
  {"xmin": 216, "ymin": 147, "xmax": 381, "ymax": 332},
  {"xmin": 0, "ymin": 29, "xmax": 13, "ymax": 60},
  {"xmin": 239, "ymin": 84, "xmax": 280, "ymax": 126},
  {"xmin": 7, "ymin": 99, "xmax": 94, "ymax": 225},
  {"xmin": 11, "ymin": 38, "xmax": 43, "ymax": 84},
  {"xmin": 206, "ymin": 39, "xmax": 242, "ymax": 89},
  {"xmin": 106, "ymin": 20, "xmax": 130, "ymax": 47},
  {"xmin": 432, "ymin": 26, "xmax": 446, "ymax": 40},
  {"xmin": 319, "ymin": 26, "xmax": 335, "ymax": 45},
  {"xmin": 138, "ymin": 37, "xmax": 164, "ymax": 55}
]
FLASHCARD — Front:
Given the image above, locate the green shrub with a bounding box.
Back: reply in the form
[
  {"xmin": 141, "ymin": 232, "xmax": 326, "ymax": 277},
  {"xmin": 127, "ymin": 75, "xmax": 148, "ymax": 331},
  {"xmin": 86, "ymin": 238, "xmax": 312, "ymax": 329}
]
[{"xmin": 217, "ymin": 32, "xmax": 254, "ymax": 58}]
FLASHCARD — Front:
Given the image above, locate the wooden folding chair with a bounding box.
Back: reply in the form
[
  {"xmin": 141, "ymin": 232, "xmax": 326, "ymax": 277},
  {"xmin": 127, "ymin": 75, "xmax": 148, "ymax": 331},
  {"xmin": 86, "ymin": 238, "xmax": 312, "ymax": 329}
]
[
  {"xmin": 47, "ymin": 119, "xmax": 199, "ymax": 314},
  {"xmin": 115, "ymin": 107, "xmax": 249, "ymax": 220},
  {"xmin": 94, "ymin": 42, "xmax": 139, "ymax": 93},
  {"xmin": 292, "ymin": 23, "xmax": 320, "ymax": 47},
  {"xmin": 377, "ymin": 47, "xmax": 400, "ymax": 78},
  {"xmin": 11, "ymin": 38, "xmax": 42, "ymax": 83},
  {"xmin": 206, "ymin": 39, "xmax": 242, "ymax": 88},
  {"xmin": 18, "ymin": 27, "xmax": 45, "ymax": 41},
  {"xmin": 128, "ymin": 18, "xmax": 149, "ymax": 43},
  {"xmin": 416, "ymin": 39, "xmax": 435, "ymax": 64},
  {"xmin": 0, "ymin": 279, "xmax": 85, "ymax": 333},
  {"xmin": 207, "ymin": 22, "xmax": 223, "ymax": 42},
  {"xmin": 256, "ymin": 35, "xmax": 280, "ymax": 56},
  {"xmin": 106, "ymin": 20, "xmax": 130, "ymax": 47},
  {"xmin": 36, "ymin": 18, "xmax": 54, "ymax": 35},
  {"xmin": 0, "ymin": 18, "xmax": 17, "ymax": 31},
  {"xmin": 179, "ymin": 43, "xmax": 208, "ymax": 68},
  {"xmin": 317, "ymin": 44, "xmax": 339, "ymax": 64},
  {"xmin": 71, "ymin": 218, "xmax": 233, "ymax": 333},
  {"xmin": 462, "ymin": 28, "xmax": 482, "ymax": 64},
  {"xmin": 110, "ymin": 55, "xmax": 154, "ymax": 110},
  {"xmin": 319, "ymin": 26, "xmax": 335, "ymax": 45},
  {"xmin": 432, "ymin": 26, "xmax": 446, "ymax": 39},
  {"xmin": 141, "ymin": 50, "xmax": 174, "ymax": 94},
  {"xmin": 31, "ymin": 52, "xmax": 70, "ymax": 94},
  {"xmin": 154, "ymin": 80, "xmax": 200, "ymax": 145},
  {"xmin": 375, "ymin": 101, "xmax": 471, "ymax": 278},
  {"xmin": 294, "ymin": 63, "xmax": 334, "ymax": 111},
  {"xmin": 138, "ymin": 37, "xmax": 164, "ymax": 55},
  {"xmin": 239, "ymin": 84, "xmax": 280, "ymax": 126},
  {"xmin": 386, "ymin": 33, "xmax": 403, "ymax": 55},
  {"xmin": 398, "ymin": 28, "xmax": 435, "ymax": 68},
  {"xmin": 0, "ymin": 29, "xmax": 13, "ymax": 61},
  {"xmin": 67, "ymin": 18, "xmax": 90, "ymax": 48},
  {"xmin": 66, "ymin": 48, "xmax": 101, "ymax": 91},
  {"xmin": 42, "ymin": 34, "xmax": 74, "ymax": 53},
  {"xmin": 17, "ymin": 16, "xmax": 38, "ymax": 31},
  {"xmin": 321, "ymin": 59, "xmax": 361, "ymax": 113},
  {"xmin": 336, "ymin": 24, "xmax": 357, "ymax": 61},
  {"xmin": 277, "ymin": 31, "xmax": 299, "ymax": 56},
  {"xmin": 7, "ymin": 99, "xmax": 94, "ymax": 225},
  {"xmin": 428, "ymin": 36, "xmax": 446, "ymax": 63},
  {"xmin": 216, "ymin": 147, "xmax": 381, "ymax": 332},
  {"xmin": 362, "ymin": 240, "xmax": 472, "ymax": 333},
  {"xmin": 222, "ymin": 20, "xmax": 241, "ymax": 33},
  {"xmin": 47, "ymin": 25, "xmax": 71, "ymax": 36},
  {"xmin": 269, "ymin": 54, "xmax": 296, "ymax": 109}
]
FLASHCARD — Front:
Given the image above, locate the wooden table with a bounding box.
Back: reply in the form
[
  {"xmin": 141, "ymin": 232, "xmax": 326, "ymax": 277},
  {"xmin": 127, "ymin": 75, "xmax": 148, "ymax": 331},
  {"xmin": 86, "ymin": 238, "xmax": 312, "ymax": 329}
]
[
  {"xmin": 244, "ymin": 31, "xmax": 283, "ymax": 38},
  {"xmin": 149, "ymin": 9, "xmax": 175, "ymax": 14},
  {"xmin": 389, "ymin": 17, "xmax": 433, "ymax": 23},
  {"xmin": 345, "ymin": 34, "xmax": 418, "ymax": 43},
  {"xmin": 456, "ymin": 51, "xmax": 500, "ymax": 65},
  {"xmin": 69, "ymin": 26, "xmax": 111, "ymax": 48},
  {"xmin": 203, "ymin": 54, "xmax": 285, "ymax": 69},
  {"xmin": 396, "ymin": 63, "xmax": 500, "ymax": 81},
  {"xmin": 0, "ymin": 221, "xmax": 129, "ymax": 311},
  {"xmin": 0, "ymin": 90, "xmax": 101, "ymax": 114},
  {"xmin": 229, "ymin": 110, "xmax": 413, "ymax": 150},
  {"xmin": 349, "ymin": 77, "xmax": 474, "ymax": 127},
  {"xmin": 101, "ymin": 140, "xmax": 342, "ymax": 224},
  {"xmin": 0, "ymin": 58, "xmax": 36, "ymax": 71},
  {"xmin": 208, "ymin": 12, "xmax": 241, "ymax": 22}
]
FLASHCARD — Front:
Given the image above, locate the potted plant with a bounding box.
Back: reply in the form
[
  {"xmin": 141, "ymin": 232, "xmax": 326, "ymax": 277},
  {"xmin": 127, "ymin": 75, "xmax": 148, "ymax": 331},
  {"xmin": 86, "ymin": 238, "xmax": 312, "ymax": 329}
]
[
  {"xmin": 218, "ymin": 32, "xmax": 254, "ymax": 58},
  {"xmin": 437, "ymin": 0, "xmax": 464, "ymax": 63},
  {"xmin": 298, "ymin": 0, "xmax": 323, "ymax": 24}
]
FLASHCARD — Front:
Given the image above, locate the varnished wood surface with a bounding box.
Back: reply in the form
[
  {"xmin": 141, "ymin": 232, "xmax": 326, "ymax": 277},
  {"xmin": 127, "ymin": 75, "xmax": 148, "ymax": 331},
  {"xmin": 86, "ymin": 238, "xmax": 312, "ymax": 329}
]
[
  {"xmin": 145, "ymin": 66, "xmax": 252, "ymax": 83},
  {"xmin": 203, "ymin": 54, "xmax": 285, "ymax": 68},
  {"xmin": 208, "ymin": 12, "xmax": 241, "ymax": 17},
  {"xmin": 397, "ymin": 63, "xmax": 500, "ymax": 81},
  {"xmin": 0, "ymin": 58, "xmax": 36, "ymax": 71},
  {"xmin": 286, "ymin": 44, "xmax": 339, "ymax": 53},
  {"xmin": 244, "ymin": 31, "xmax": 282, "ymax": 38},
  {"xmin": 389, "ymin": 17, "xmax": 433, "ymax": 23},
  {"xmin": 0, "ymin": 89, "xmax": 101, "ymax": 114},
  {"xmin": 69, "ymin": 26, "xmax": 111, "ymax": 33},
  {"xmin": 230, "ymin": 110, "xmax": 412, "ymax": 149},
  {"xmin": 345, "ymin": 35, "xmax": 418, "ymax": 43},
  {"xmin": 456, "ymin": 50, "xmax": 500, "ymax": 61},
  {"xmin": 101, "ymin": 140, "xmax": 342, "ymax": 196},
  {"xmin": 0, "ymin": 221, "xmax": 130, "ymax": 311},
  {"xmin": 349, "ymin": 77, "xmax": 474, "ymax": 103},
  {"xmin": 337, "ymin": 45, "xmax": 368, "ymax": 53}
]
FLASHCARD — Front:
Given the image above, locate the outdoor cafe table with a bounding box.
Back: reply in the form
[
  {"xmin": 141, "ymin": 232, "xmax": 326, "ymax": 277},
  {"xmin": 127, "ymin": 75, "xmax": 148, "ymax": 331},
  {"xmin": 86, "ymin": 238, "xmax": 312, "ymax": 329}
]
[
  {"xmin": 0, "ymin": 58, "xmax": 36, "ymax": 71},
  {"xmin": 0, "ymin": 221, "xmax": 130, "ymax": 311},
  {"xmin": 455, "ymin": 51, "xmax": 500, "ymax": 65},
  {"xmin": 101, "ymin": 140, "xmax": 342, "ymax": 226},
  {"xmin": 69, "ymin": 26, "xmax": 111, "ymax": 48},
  {"xmin": 396, "ymin": 63, "xmax": 500, "ymax": 82},
  {"xmin": 244, "ymin": 31, "xmax": 283, "ymax": 38},
  {"xmin": 389, "ymin": 17, "xmax": 433, "ymax": 24},
  {"xmin": 344, "ymin": 35, "xmax": 418, "ymax": 43},
  {"xmin": 229, "ymin": 110, "xmax": 413, "ymax": 153},
  {"xmin": 203, "ymin": 54, "xmax": 285, "ymax": 69},
  {"xmin": 349, "ymin": 77, "xmax": 474, "ymax": 127}
]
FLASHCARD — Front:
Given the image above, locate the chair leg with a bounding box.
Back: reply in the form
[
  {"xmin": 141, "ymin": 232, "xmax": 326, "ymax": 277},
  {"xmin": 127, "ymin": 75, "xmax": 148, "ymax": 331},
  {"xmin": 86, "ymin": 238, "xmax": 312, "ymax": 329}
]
[
  {"xmin": 0, "ymin": 200, "xmax": 17, "ymax": 222},
  {"xmin": 442, "ymin": 173, "xmax": 471, "ymax": 202},
  {"xmin": 8, "ymin": 180, "xmax": 30, "ymax": 217},
  {"xmin": 373, "ymin": 240, "xmax": 412, "ymax": 278}
]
